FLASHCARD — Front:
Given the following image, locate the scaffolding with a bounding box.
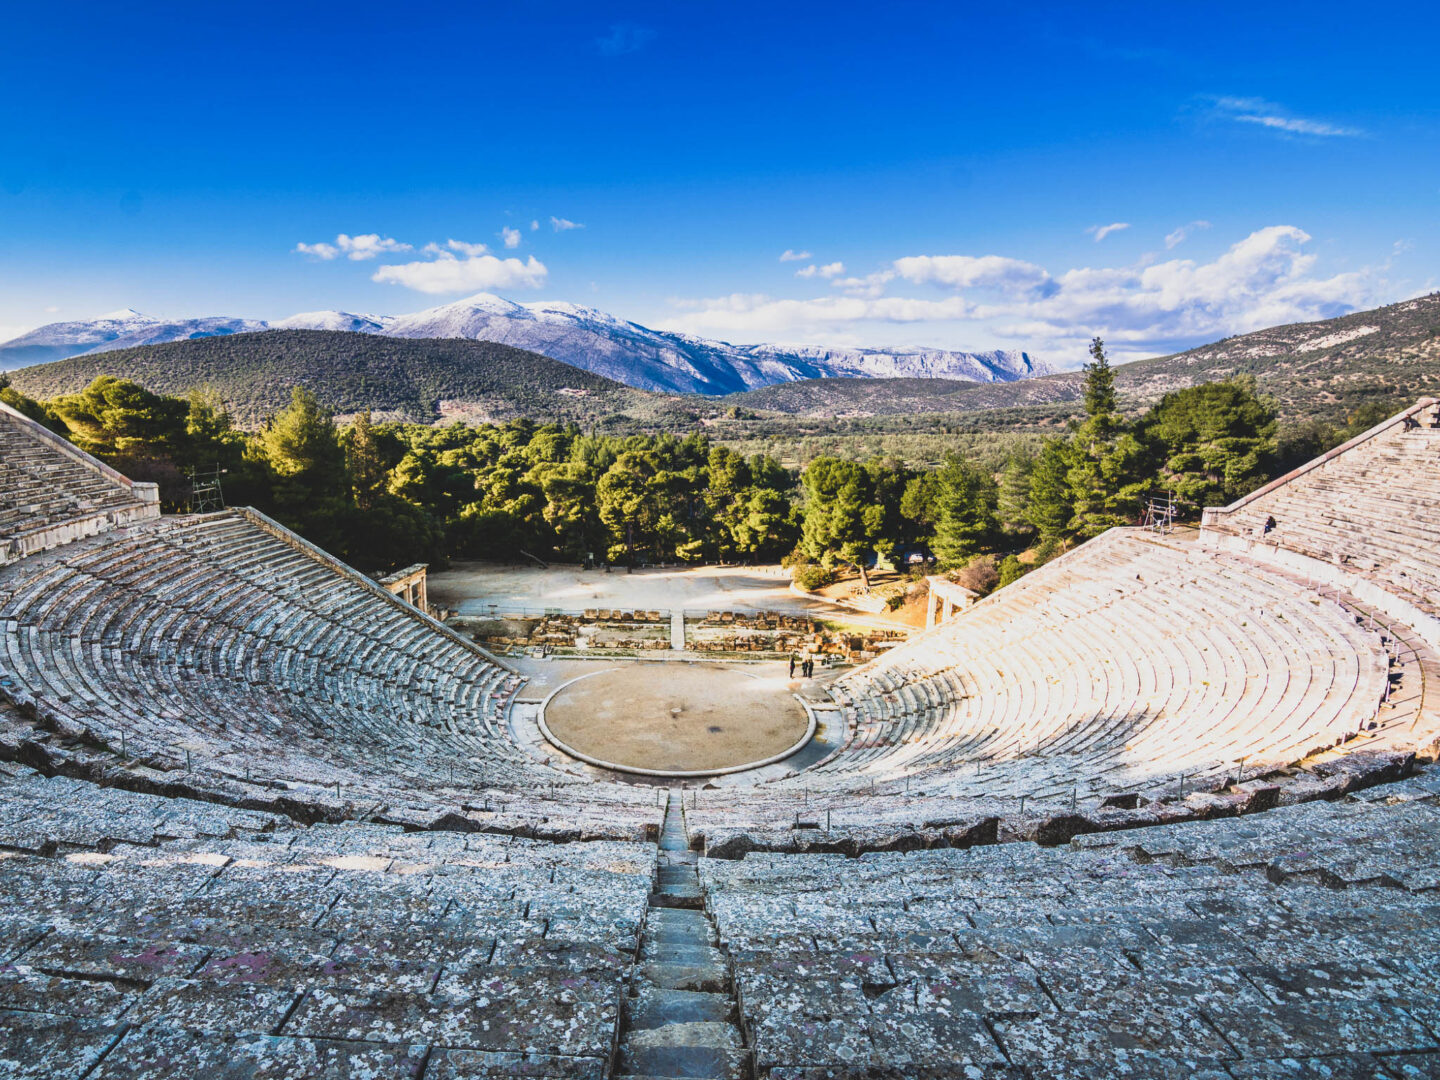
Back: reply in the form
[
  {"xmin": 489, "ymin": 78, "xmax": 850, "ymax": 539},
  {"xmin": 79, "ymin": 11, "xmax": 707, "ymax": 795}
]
[
  {"xmin": 187, "ymin": 465, "xmax": 226, "ymax": 514},
  {"xmin": 1141, "ymin": 490, "xmax": 1178, "ymax": 534}
]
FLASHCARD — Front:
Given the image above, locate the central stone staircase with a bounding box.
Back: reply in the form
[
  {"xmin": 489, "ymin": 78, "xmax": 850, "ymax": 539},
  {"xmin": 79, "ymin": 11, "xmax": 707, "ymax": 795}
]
[{"xmin": 617, "ymin": 790, "xmax": 751, "ymax": 1078}]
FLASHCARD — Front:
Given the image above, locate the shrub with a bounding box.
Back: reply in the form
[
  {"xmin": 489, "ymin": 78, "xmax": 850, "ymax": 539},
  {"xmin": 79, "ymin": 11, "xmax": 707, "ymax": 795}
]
[
  {"xmin": 997, "ymin": 554, "xmax": 1030, "ymax": 588},
  {"xmin": 793, "ymin": 563, "xmax": 837, "ymax": 591},
  {"xmin": 953, "ymin": 555, "xmax": 999, "ymax": 596}
]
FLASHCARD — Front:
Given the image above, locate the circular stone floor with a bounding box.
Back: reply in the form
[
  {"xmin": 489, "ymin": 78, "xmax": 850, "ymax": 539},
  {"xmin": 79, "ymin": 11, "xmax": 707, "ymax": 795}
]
[{"xmin": 540, "ymin": 663, "xmax": 812, "ymax": 775}]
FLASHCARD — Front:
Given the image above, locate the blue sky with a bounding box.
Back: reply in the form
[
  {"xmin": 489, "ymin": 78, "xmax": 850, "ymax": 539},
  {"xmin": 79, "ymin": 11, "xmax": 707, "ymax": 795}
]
[{"xmin": 2, "ymin": 0, "xmax": 1435, "ymax": 366}]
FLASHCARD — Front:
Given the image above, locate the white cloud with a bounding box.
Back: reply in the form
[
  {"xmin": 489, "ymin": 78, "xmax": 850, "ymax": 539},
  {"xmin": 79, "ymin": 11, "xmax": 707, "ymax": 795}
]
[
  {"xmin": 660, "ymin": 293, "xmax": 978, "ymax": 338},
  {"xmin": 530, "ymin": 219, "xmax": 540, "ymax": 231},
  {"xmin": 779, "ymin": 249, "xmax": 812, "ymax": 262},
  {"xmin": 1165, "ymin": 220, "xmax": 1212, "ymax": 249},
  {"xmin": 336, "ymin": 233, "xmax": 411, "ymax": 260},
  {"xmin": 661, "ymin": 225, "xmax": 1374, "ymax": 367},
  {"xmin": 295, "ymin": 241, "xmax": 340, "ymax": 260},
  {"xmin": 795, "ymin": 261, "xmax": 845, "ymax": 280},
  {"xmin": 372, "ymin": 253, "xmax": 548, "ymax": 294},
  {"xmin": 501, "ymin": 227, "xmax": 522, "ymax": 249},
  {"xmin": 1087, "ymin": 222, "xmax": 1130, "ymax": 242},
  {"xmin": 295, "ymin": 233, "xmax": 411, "ymax": 261},
  {"xmin": 894, "ymin": 254, "xmax": 1051, "ymax": 294},
  {"xmin": 1209, "ymin": 96, "xmax": 1362, "ymax": 138},
  {"xmin": 550, "ymin": 216, "xmax": 584, "ymax": 232},
  {"xmin": 437, "ymin": 238, "xmax": 489, "ymax": 258},
  {"xmin": 831, "ymin": 270, "xmax": 895, "ymax": 298}
]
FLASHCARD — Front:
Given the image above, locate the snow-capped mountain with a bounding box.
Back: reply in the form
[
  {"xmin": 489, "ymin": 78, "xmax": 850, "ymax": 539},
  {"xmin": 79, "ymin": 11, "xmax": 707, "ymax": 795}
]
[
  {"xmin": 379, "ymin": 294, "xmax": 1050, "ymax": 394},
  {"xmin": 0, "ymin": 310, "xmax": 267, "ymax": 369},
  {"xmin": 0, "ymin": 295, "xmax": 1050, "ymax": 393},
  {"xmin": 271, "ymin": 310, "xmax": 395, "ymax": 333}
]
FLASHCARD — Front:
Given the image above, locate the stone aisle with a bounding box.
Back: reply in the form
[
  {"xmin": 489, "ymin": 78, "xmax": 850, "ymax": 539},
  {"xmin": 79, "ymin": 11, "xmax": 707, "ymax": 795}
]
[
  {"xmin": 615, "ymin": 790, "xmax": 750, "ymax": 1079},
  {"xmin": 670, "ymin": 610, "xmax": 686, "ymax": 651}
]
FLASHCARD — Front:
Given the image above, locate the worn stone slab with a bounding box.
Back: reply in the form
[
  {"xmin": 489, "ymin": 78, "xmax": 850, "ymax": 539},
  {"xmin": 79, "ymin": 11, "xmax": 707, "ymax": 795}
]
[
  {"xmin": 1021, "ymin": 1053, "xmax": 1234, "ymax": 1079},
  {"xmin": 767, "ymin": 1068, "xmax": 1026, "ymax": 1080},
  {"xmin": 20, "ymin": 934, "xmax": 210, "ymax": 983},
  {"xmin": 909, "ymin": 971, "xmax": 1054, "ymax": 1017},
  {"xmin": 865, "ymin": 1009, "xmax": 1007, "ymax": 1067},
  {"xmin": 86, "ymin": 1028, "xmax": 429, "ymax": 1078},
  {"xmin": 752, "ymin": 1015, "xmax": 877, "ymax": 1070},
  {"xmin": 124, "ymin": 977, "xmax": 300, "ymax": 1036},
  {"xmin": 1225, "ymin": 1054, "xmax": 1394, "ymax": 1078},
  {"xmin": 424, "ymin": 1049, "xmax": 606, "ymax": 1079},
  {"xmin": 993, "ymin": 1005, "xmax": 1233, "ymax": 1065},
  {"xmin": 1039, "ymin": 966, "xmax": 1269, "ymax": 1013},
  {"xmin": 434, "ymin": 968, "xmax": 624, "ymax": 1006},
  {"xmin": 1381, "ymin": 1052, "xmax": 1440, "ymax": 1078},
  {"xmin": 490, "ymin": 938, "xmax": 631, "ymax": 974},
  {"xmin": 0, "ymin": 1010, "xmax": 121, "ymax": 1080},
  {"xmin": 197, "ymin": 949, "xmax": 441, "ymax": 994},
  {"xmin": 1202, "ymin": 1001, "xmax": 1437, "ymax": 1059},
  {"xmin": 286, "ymin": 987, "xmax": 619, "ymax": 1056},
  {"xmin": 0, "ymin": 968, "xmax": 135, "ymax": 1020},
  {"xmin": 328, "ymin": 928, "xmax": 499, "ymax": 967}
]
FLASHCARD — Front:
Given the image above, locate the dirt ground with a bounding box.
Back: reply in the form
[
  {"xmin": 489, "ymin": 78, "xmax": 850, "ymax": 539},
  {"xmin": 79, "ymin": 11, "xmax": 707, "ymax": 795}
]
[
  {"xmin": 814, "ymin": 569, "xmax": 932, "ymax": 629},
  {"xmin": 541, "ymin": 662, "xmax": 811, "ymax": 773},
  {"xmin": 430, "ymin": 562, "xmax": 828, "ymax": 617}
]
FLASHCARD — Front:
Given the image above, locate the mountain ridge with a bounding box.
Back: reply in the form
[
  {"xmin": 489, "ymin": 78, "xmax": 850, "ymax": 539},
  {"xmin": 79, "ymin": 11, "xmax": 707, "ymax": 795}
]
[
  {"xmin": 0, "ymin": 292, "xmax": 1049, "ymax": 395},
  {"xmin": 723, "ymin": 292, "xmax": 1440, "ymax": 421}
]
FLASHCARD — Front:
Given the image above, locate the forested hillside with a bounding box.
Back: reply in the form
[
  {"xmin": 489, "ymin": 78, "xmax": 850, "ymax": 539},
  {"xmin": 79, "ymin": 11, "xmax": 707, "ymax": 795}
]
[
  {"xmin": 2, "ymin": 343, "xmax": 1369, "ymax": 588},
  {"xmin": 3, "ymin": 330, "xmax": 665, "ymax": 426},
  {"xmin": 723, "ymin": 292, "xmax": 1440, "ymax": 421}
]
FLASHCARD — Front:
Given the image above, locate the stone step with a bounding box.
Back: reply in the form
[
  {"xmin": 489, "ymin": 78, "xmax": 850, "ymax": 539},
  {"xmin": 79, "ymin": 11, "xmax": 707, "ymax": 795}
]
[
  {"xmin": 626, "ymin": 989, "xmax": 736, "ymax": 1029},
  {"xmin": 640, "ymin": 940, "xmax": 728, "ymax": 967},
  {"xmin": 638, "ymin": 961, "xmax": 728, "ymax": 993},
  {"xmin": 616, "ymin": 1044, "xmax": 750, "ymax": 1080},
  {"xmin": 650, "ymin": 889, "xmax": 703, "ymax": 910},
  {"xmin": 647, "ymin": 922, "xmax": 717, "ymax": 946},
  {"xmin": 648, "ymin": 915, "xmax": 708, "ymax": 933}
]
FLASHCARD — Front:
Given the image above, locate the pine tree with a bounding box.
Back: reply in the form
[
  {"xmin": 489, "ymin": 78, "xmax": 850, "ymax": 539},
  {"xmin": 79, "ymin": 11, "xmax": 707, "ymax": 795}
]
[
  {"xmin": 1024, "ymin": 438, "xmax": 1075, "ymax": 547},
  {"xmin": 930, "ymin": 456, "xmax": 999, "ymax": 568},
  {"xmin": 997, "ymin": 451, "xmax": 1036, "ymax": 538},
  {"xmin": 346, "ymin": 410, "xmax": 387, "ymax": 511},
  {"xmin": 1083, "ymin": 336, "xmax": 1117, "ymax": 420},
  {"xmin": 261, "ymin": 387, "xmax": 345, "ymax": 486}
]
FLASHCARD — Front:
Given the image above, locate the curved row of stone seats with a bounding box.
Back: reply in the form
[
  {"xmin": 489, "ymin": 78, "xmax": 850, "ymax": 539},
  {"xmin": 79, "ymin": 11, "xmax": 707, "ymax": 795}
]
[
  {"xmin": 682, "ymin": 529, "xmax": 1397, "ymax": 847},
  {"xmin": 0, "ymin": 508, "xmax": 662, "ymax": 841},
  {"xmin": 774, "ymin": 531, "xmax": 1380, "ymax": 799},
  {"xmin": 0, "ymin": 760, "xmax": 653, "ymax": 1079},
  {"xmin": 698, "ymin": 775, "xmax": 1440, "ymax": 1077},
  {"xmin": 1202, "ymin": 397, "xmax": 1440, "ymax": 642},
  {"xmin": 0, "ymin": 403, "xmax": 159, "ymax": 566}
]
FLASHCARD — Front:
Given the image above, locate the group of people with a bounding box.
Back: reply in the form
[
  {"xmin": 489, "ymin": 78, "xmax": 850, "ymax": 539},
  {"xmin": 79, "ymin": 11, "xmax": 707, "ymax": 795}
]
[{"xmin": 789, "ymin": 653, "xmax": 816, "ymax": 680}]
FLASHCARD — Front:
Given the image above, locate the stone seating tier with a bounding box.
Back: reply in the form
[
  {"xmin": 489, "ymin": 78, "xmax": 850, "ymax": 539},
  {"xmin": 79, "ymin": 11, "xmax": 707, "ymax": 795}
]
[
  {"xmin": 0, "ymin": 760, "xmax": 653, "ymax": 1079},
  {"xmin": 0, "ymin": 404, "xmax": 157, "ymax": 564},
  {"xmin": 1203, "ymin": 400, "xmax": 1440, "ymax": 621},
  {"xmin": 8, "ymin": 758, "xmax": 1440, "ymax": 1076},
  {"xmin": 0, "ymin": 510, "xmax": 663, "ymax": 842},
  {"xmin": 685, "ymin": 529, "xmax": 1395, "ymax": 843}
]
